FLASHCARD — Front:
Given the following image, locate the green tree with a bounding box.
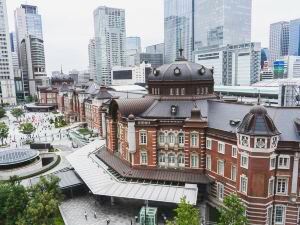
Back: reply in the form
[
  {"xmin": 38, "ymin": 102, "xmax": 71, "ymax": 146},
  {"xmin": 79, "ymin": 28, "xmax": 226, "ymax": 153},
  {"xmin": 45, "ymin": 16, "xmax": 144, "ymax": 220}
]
[
  {"xmin": 0, "ymin": 107, "xmax": 6, "ymax": 118},
  {"xmin": 0, "ymin": 183, "xmax": 11, "ymax": 223},
  {"xmin": 19, "ymin": 122, "xmax": 36, "ymax": 141},
  {"xmin": 218, "ymin": 194, "xmax": 248, "ymax": 225},
  {"xmin": 0, "ymin": 122, "xmax": 9, "ymax": 145},
  {"xmin": 17, "ymin": 176, "xmax": 62, "ymax": 225},
  {"xmin": 167, "ymin": 197, "xmax": 200, "ymax": 225},
  {"xmin": 10, "ymin": 108, "xmax": 24, "ymax": 121}
]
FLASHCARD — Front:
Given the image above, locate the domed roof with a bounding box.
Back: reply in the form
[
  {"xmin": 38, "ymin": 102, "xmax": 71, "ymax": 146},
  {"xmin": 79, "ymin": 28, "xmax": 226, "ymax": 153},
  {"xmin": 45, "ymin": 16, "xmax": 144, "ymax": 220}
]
[
  {"xmin": 148, "ymin": 59, "xmax": 213, "ymax": 82},
  {"xmin": 237, "ymin": 104, "xmax": 280, "ymax": 136}
]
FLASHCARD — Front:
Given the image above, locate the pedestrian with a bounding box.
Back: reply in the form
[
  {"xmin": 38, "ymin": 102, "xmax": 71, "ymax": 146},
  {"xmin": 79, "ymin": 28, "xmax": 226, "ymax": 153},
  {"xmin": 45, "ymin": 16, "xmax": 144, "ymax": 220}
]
[
  {"xmin": 106, "ymin": 218, "xmax": 110, "ymax": 225},
  {"xmin": 84, "ymin": 211, "xmax": 88, "ymax": 220},
  {"xmin": 94, "ymin": 211, "xmax": 97, "ymax": 219}
]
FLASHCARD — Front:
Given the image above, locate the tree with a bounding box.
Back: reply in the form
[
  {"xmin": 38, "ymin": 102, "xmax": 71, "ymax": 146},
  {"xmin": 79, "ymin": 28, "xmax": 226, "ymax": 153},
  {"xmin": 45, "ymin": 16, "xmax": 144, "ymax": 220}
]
[
  {"xmin": 19, "ymin": 122, "xmax": 36, "ymax": 141},
  {"xmin": 11, "ymin": 108, "xmax": 24, "ymax": 121},
  {"xmin": 17, "ymin": 176, "xmax": 62, "ymax": 225},
  {"xmin": 0, "ymin": 183, "xmax": 11, "ymax": 223},
  {"xmin": 0, "ymin": 122, "xmax": 9, "ymax": 145},
  {"xmin": 0, "ymin": 107, "xmax": 6, "ymax": 118},
  {"xmin": 218, "ymin": 194, "xmax": 248, "ymax": 225},
  {"xmin": 167, "ymin": 197, "xmax": 200, "ymax": 225}
]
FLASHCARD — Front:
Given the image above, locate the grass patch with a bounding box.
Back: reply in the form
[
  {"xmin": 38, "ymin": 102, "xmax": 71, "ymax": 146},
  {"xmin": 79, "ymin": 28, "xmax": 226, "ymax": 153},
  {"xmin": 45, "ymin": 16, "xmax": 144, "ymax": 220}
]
[{"xmin": 54, "ymin": 213, "xmax": 65, "ymax": 225}]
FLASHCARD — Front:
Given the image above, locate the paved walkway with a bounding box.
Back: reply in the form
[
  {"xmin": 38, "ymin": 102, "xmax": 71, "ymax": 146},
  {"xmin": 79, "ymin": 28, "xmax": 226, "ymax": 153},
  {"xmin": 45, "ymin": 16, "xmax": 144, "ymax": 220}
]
[{"xmin": 60, "ymin": 196, "xmax": 144, "ymax": 225}]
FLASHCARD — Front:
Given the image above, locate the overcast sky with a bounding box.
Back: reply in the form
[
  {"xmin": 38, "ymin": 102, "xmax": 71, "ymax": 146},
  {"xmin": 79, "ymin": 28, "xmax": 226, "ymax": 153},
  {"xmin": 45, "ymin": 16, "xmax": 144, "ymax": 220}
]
[{"xmin": 6, "ymin": 0, "xmax": 300, "ymax": 74}]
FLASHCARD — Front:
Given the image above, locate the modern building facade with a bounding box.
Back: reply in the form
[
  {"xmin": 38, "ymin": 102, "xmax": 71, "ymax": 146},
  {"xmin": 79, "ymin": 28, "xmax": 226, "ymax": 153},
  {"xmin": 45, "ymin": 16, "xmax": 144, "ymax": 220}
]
[
  {"xmin": 126, "ymin": 36, "xmax": 141, "ymax": 67},
  {"xmin": 269, "ymin": 21, "xmax": 290, "ymax": 66},
  {"xmin": 94, "ymin": 6, "xmax": 126, "ymax": 85},
  {"xmin": 261, "ymin": 48, "xmax": 270, "ymax": 69},
  {"xmin": 194, "ymin": 0, "xmax": 252, "ymax": 49},
  {"xmin": 19, "ymin": 35, "xmax": 48, "ymax": 97},
  {"xmin": 164, "ymin": 0, "xmax": 194, "ymax": 63},
  {"xmin": 88, "ymin": 39, "xmax": 96, "ymax": 81},
  {"xmin": 146, "ymin": 43, "xmax": 164, "ymax": 63},
  {"xmin": 111, "ymin": 62, "xmax": 151, "ymax": 86},
  {"xmin": 0, "ymin": 0, "xmax": 17, "ymax": 104},
  {"xmin": 194, "ymin": 42, "xmax": 261, "ymax": 86},
  {"xmin": 288, "ymin": 18, "xmax": 300, "ymax": 56},
  {"xmin": 139, "ymin": 53, "xmax": 163, "ymax": 69}
]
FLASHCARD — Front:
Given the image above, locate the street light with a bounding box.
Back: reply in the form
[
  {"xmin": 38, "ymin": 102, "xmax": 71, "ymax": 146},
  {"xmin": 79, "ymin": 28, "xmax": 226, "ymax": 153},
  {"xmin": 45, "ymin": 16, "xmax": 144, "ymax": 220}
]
[{"xmin": 144, "ymin": 200, "xmax": 148, "ymax": 225}]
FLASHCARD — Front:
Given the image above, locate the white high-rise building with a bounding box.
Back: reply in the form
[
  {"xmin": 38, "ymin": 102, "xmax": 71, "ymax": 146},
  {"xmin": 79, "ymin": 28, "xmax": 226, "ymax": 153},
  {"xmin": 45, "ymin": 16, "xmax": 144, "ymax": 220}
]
[
  {"xmin": 88, "ymin": 39, "xmax": 96, "ymax": 81},
  {"xmin": 94, "ymin": 6, "xmax": 126, "ymax": 85},
  {"xmin": 269, "ymin": 21, "xmax": 289, "ymax": 66},
  {"xmin": 0, "ymin": 0, "xmax": 17, "ymax": 104}
]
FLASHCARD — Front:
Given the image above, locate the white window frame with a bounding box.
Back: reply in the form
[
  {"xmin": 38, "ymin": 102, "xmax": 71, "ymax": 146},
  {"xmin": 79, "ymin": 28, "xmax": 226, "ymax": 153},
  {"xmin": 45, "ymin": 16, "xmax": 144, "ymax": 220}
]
[
  {"xmin": 254, "ymin": 137, "xmax": 267, "ymax": 149},
  {"xmin": 266, "ymin": 206, "xmax": 273, "ymax": 225},
  {"xmin": 168, "ymin": 133, "xmax": 175, "ymax": 146},
  {"xmin": 240, "ymin": 135, "xmax": 250, "ymax": 147},
  {"xmin": 217, "ymin": 160, "xmax": 224, "ymax": 176},
  {"xmin": 271, "ymin": 136, "xmax": 279, "ymax": 148},
  {"xmin": 178, "ymin": 154, "xmax": 185, "ymax": 167},
  {"xmin": 240, "ymin": 175, "xmax": 248, "ymax": 194},
  {"xmin": 206, "ymin": 138, "xmax": 212, "ymax": 150},
  {"xmin": 158, "ymin": 152, "xmax": 165, "ymax": 165},
  {"xmin": 218, "ymin": 142, "xmax": 225, "ymax": 154},
  {"xmin": 240, "ymin": 153, "xmax": 249, "ymax": 169},
  {"xmin": 276, "ymin": 177, "xmax": 288, "ymax": 195},
  {"xmin": 268, "ymin": 177, "xmax": 275, "ymax": 196},
  {"xmin": 278, "ymin": 155, "xmax": 290, "ymax": 169},
  {"xmin": 274, "ymin": 205, "xmax": 286, "ymax": 225},
  {"xmin": 191, "ymin": 154, "xmax": 199, "ymax": 168},
  {"xmin": 206, "ymin": 154, "xmax": 211, "ymax": 171},
  {"xmin": 139, "ymin": 131, "xmax": 147, "ymax": 145},
  {"xmin": 158, "ymin": 132, "xmax": 165, "ymax": 145},
  {"xmin": 140, "ymin": 152, "xmax": 147, "ymax": 165},
  {"xmin": 270, "ymin": 155, "xmax": 276, "ymax": 170},
  {"xmin": 178, "ymin": 133, "xmax": 184, "ymax": 146},
  {"xmin": 190, "ymin": 132, "xmax": 199, "ymax": 148},
  {"xmin": 168, "ymin": 153, "xmax": 176, "ymax": 167},
  {"xmin": 232, "ymin": 145, "xmax": 237, "ymax": 158},
  {"xmin": 217, "ymin": 182, "xmax": 224, "ymax": 201},
  {"xmin": 231, "ymin": 165, "xmax": 237, "ymax": 181}
]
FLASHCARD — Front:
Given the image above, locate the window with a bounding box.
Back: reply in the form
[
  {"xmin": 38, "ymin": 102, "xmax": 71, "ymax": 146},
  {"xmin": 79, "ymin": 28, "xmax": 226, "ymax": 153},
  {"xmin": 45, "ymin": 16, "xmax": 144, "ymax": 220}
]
[
  {"xmin": 218, "ymin": 142, "xmax": 225, "ymax": 154},
  {"xmin": 158, "ymin": 153, "xmax": 165, "ymax": 164},
  {"xmin": 217, "ymin": 182, "xmax": 224, "ymax": 201},
  {"xmin": 206, "ymin": 138, "xmax": 212, "ymax": 150},
  {"xmin": 181, "ymin": 88, "xmax": 185, "ymax": 95},
  {"xmin": 276, "ymin": 178, "xmax": 288, "ymax": 195},
  {"xmin": 168, "ymin": 153, "xmax": 176, "ymax": 165},
  {"xmin": 267, "ymin": 206, "xmax": 273, "ymax": 225},
  {"xmin": 232, "ymin": 146, "xmax": 237, "ymax": 158},
  {"xmin": 268, "ymin": 177, "xmax": 275, "ymax": 196},
  {"xmin": 274, "ymin": 205, "xmax": 285, "ymax": 224},
  {"xmin": 240, "ymin": 175, "xmax": 248, "ymax": 194},
  {"xmin": 278, "ymin": 155, "xmax": 290, "ymax": 169},
  {"xmin": 271, "ymin": 136, "xmax": 279, "ymax": 148},
  {"xmin": 217, "ymin": 160, "xmax": 224, "ymax": 176},
  {"xmin": 158, "ymin": 133, "xmax": 165, "ymax": 144},
  {"xmin": 231, "ymin": 165, "xmax": 237, "ymax": 181},
  {"xmin": 168, "ymin": 133, "xmax": 175, "ymax": 145},
  {"xmin": 140, "ymin": 152, "xmax": 147, "ymax": 165},
  {"xmin": 170, "ymin": 88, "xmax": 174, "ymax": 95},
  {"xmin": 240, "ymin": 135, "xmax": 249, "ymax": 147},
  {"xmin": 178, "ymin": 154, "xmax": 184, "ymax": 166},
  {"xmin": 270, "ymin": 155, "xmax": 276, "ymax": 170},
  {"xmin": 206, "ymin": 155, "xmax": 211, "ymax": 170},
  {"xmin": 190, "ymin": 133, "xmax": 199, "ymax": 147},
  {"xmin": 178, "ymin": 133, "xmax": 184, "ymax": 146},
  {"xmin": 241, "ymin": 154, "xmax": 249, "ymax": 169},
  {"xmin": 139, "ymin": 131, "xmax": 147, "ymax": 145},
  {"xmin": 255, "ymin": 137, "xmax": 267, "ymax": 149},
  {"xmin": 176, "ymin": 88, "xmax": 180, "ymax": 95},
  {"xmin": 191, "ymin": 154, "xmax": 198, "ymax": 168}
]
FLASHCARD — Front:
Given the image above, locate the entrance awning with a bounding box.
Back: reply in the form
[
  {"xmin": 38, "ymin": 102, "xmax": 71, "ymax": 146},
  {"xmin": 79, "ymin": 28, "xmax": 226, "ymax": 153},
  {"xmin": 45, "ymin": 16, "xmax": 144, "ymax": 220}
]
[{"xmin": 67, "ymin": 140, "xmax": 198, "ymax": 205}]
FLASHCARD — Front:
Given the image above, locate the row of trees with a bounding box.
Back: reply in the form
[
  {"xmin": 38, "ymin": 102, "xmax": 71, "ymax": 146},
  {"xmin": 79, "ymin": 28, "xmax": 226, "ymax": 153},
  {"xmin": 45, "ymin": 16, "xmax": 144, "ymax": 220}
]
[
  {"xmin": 0, "ymin": 176, "xmax": 63, "ymax": 225},
  {"xmin": 167, "ymin": 194, "xmax": 248, "ymax": 225}
]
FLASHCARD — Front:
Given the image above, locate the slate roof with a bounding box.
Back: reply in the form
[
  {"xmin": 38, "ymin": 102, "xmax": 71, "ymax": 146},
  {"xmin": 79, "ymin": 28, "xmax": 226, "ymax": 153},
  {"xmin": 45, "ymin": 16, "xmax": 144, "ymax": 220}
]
[
  {"xmin": 208, "ymin": 100, "xmax": 300, "ymax": 141},
  {"xmin": 96, "ymin": 147, "xmax": 212, "ymax": 184},
  {"xmin": 114, "ymin": 97, "xmax": 155, "ymax": 117},
  {"xmin": 148, "ymin": 60, "xmax": 213, "ymax": 82},
  {"xmin": 141, "ymin": 100, "xmax": 209, "ymax": 118}
]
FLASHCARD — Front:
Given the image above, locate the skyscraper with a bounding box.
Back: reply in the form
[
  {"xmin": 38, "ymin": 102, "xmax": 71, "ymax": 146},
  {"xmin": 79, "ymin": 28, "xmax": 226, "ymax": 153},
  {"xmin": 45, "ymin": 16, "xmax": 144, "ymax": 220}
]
[
  {"xmin": 88, "ymin": 39, "xmax": 96, "ymax": 81},
  {"xmin": 164, "ymin": 0, "xmax": 194, "ymax": 63},
  {"xmin": 126, "ymin": 37, "xmax": 141, "ymax": 66},
  {"xmin": 269, "ymin": 21, "xmax": 289, "ymax": 66},
  {"xmin": 94, "ymin": 6, "xmax": 126, "ymax": 85},
  {"xmin": 0, "ymin": 0, "xmax": 17, "ymax": 104},
  {"xmin": 194, "ymin": 0, "xmax": 252, "ymax": 49},
  {"xmin": 289, "ymin": 18, "xmax": 300, "ymax": 56}
]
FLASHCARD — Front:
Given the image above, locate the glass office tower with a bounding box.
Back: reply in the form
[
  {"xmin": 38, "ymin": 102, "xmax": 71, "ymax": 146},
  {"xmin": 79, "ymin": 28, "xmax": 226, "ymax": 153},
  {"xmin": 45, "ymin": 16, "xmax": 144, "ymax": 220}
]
[
  {"xmin": 164, "ymin": 0, "xmax": 194, "ymax": 63},
  {"xmin": 289, "ymin": 18, "xmax": 300, "ymax": 56},
  {"xmin": 194, "ymin": 0, "xmax": 252, "ymax": 49}
]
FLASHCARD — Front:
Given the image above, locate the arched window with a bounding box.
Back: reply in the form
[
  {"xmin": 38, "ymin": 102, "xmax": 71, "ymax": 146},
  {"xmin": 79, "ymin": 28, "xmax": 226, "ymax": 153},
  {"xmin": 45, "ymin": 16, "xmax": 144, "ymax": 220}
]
[
  {"xmin": 158, "ymin": 153, "xmax": 165, "ymax": 164},
  {"xmin": 181, "ymin": 88, "xmax": 185, "ymax": 95},
  {"xmin": 178, "ymin": 154, "xmax": 184, "ymax": 166},
  {"xmin": 158, "ymin": 132, "xmax": 165, "ymax": 145},
  {"xmin": 169, "ymin": 133, "xmax": 175, "ymax": 145},
  {"xmin": 178, "ymin": 133, "xmax": 184, "ymax": 146},
  {"xmin": 168, "ymin": 153, "xmax": 176, "ymax": 165},
  {"xmin": 170, "ymin": 88, "xmax": 174, "ymax": 95}
]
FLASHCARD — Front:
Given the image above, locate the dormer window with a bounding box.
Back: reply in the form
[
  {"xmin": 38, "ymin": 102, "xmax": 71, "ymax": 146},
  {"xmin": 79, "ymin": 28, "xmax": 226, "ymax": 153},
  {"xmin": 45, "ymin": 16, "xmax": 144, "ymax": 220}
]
[
  {"xmin": 271, "ymin": 136, "xmax": 279, "ymax": 148},
  {"xmin": 240, "ymin": 135, "xmax": 249, "ymax": 147},
  {"xmin": 174, "ymin": 67, "xmax": 181, "ymax": 76},
  {"xmin": 171, "ymin": 105, "xmax": 178, "ymax": 115},
  {"xmin": 255, "ymin": 138, "xmax": 267, "ymax": 149}
]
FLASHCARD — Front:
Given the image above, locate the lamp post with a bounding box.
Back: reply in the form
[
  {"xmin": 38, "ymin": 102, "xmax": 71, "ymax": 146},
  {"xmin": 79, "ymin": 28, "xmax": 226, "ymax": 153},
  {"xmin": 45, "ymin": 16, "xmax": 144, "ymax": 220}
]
[{"xmin": 144, "ymin": 200, "xmax": 148, "ymax": 225}]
